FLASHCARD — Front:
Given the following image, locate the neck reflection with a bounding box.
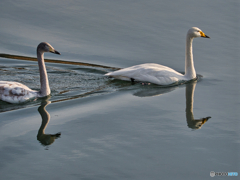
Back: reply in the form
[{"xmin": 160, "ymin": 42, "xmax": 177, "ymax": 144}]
[
  {"xmin": 132, "ymin": 79, "xmax": 211, "ymax": 129},
  {"xmin": 185, "ymin": 81, "xmax": 211, "ymax": 129},
  {"xmin": 37, "ymin": 98, "xmax": 61, "ymax": 150}
]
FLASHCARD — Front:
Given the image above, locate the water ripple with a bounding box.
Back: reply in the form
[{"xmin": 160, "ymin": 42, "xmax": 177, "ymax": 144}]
[{"xmin": 0, "ymin": 54, "xmax": 122, "ymax": 112}]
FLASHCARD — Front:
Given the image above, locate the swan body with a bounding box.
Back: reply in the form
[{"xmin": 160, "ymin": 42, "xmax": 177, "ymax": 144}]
[
  {"xmin": 105, "ymin": 27, "xmax": 210, "ymax": 85},
  {"xmin": 0, "ymin": 42, "xmax": 60, "ymax": 103}
]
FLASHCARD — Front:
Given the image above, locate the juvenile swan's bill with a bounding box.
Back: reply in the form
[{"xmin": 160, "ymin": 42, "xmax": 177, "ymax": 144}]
[
  {"xmin": 105, "ymin": 27, "xmax": 210, "ymax": 85},
  {"xmin": 0, "ymin": 42, "xmax": 60, "ymax": 103}
]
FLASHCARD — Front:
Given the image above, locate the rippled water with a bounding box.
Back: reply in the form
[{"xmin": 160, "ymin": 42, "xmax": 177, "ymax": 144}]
[
  {"xmin": 0, "ymin": 58, "xmax": 114, "ymax": 111},
  {"xmin": 0, "ymin": 0, "xmax": 239, "ymax": 180}
]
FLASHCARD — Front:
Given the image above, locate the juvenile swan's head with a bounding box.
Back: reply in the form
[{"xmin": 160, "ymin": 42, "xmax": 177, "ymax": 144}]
[
  {"xmin": 187, "ymin": 27, "xmax": 210, "ymax": 38},
  {"xmin": 37, "ymin": 42, "xmax": 61, "ymax": 55}
]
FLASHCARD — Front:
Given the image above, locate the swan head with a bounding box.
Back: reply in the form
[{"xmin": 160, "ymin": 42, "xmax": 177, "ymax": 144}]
[
  {"xmin": 37, "ymin": 42, "xmax": 61, "ymax": 55},
  {"xmin": 187, "ymin": 27, "xmax": 210, "ymax": 39}
]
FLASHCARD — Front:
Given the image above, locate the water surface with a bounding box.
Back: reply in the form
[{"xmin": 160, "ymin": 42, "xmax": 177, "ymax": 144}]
[{"xmin": 0, "ymin": 0, "xmax": 239, "ymax": 179}]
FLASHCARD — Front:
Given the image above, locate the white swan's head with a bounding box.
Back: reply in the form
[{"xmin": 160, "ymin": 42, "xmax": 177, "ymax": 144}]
[
  {"xmin": 187, "ymin": 27, "xmax": 210, "ymax": 38},
  {"xmin": 37, "ymin": 42, "xmax": 61, "ymax": 55}
]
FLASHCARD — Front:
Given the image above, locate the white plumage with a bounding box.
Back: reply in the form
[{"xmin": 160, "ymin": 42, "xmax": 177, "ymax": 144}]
[
  {"xmin": 105, "ymin": 27, "xmax": 210, "ymax": 86},
  {"xmin": 0, "ymin": 81, "xmax": 37, "ymax": 103},
  {"xmin": 0, "ymin": 42, "xmax": 60, "ymax": 103}
]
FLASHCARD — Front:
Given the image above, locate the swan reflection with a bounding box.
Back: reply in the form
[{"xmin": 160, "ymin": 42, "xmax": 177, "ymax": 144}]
[
  {"xmin": 133, "ymin": 80, "xmax": 211, "ymax": 129},
  {"xmin": 37, "ymin": 98, "xmax": 61, "ymax": 149},
  {"xmin": 133, "ymin": 85, "xmax": 178, "ymax": 97},
  {"xmin": 185, "ymin": 81, "xmax": 211, "ymax": 129}
]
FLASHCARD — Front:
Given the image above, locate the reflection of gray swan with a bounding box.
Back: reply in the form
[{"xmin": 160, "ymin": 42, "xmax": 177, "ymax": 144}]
[
  {"xmin": 185, "ymin": 81, "xmax": 211, "ymax": 129},
  {"xmin": 133, "ymin": 80, "xmax": 211, "ymax": 129},
  {"xmin": 37, "ymin": 99, "xmax": 61, "ymax": 149}
]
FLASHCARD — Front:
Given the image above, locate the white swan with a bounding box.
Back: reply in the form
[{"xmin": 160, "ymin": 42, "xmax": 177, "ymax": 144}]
[
  {"xmin": 0, "ymin": 42, "xmax": 60, "ymax": 103},
  {"xmin": 105, "ymin": 27, "xmax": 210, "ymax": 85}
]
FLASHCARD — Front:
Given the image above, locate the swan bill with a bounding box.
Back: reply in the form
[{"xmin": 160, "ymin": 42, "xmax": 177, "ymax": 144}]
[
  {"xmin": 200, "ymin": 31, "xmax": 210, "ymax": 38},
  {"xmin": 53, "ymin": 50, "xmax": 61, "ymax": 55},
  {"xmin": 50, "ymin": 49, "xmax": 61, "ymax": 55}
]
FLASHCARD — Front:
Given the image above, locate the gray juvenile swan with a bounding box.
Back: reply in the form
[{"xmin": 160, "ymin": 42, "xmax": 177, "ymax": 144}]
[
  {"xmin": 0, "ymin": 42, "xmax": 60, "ymax": 103},
  {"xmin": 105, "ymin": 27, "xmax": 210, "ymax": 85}
]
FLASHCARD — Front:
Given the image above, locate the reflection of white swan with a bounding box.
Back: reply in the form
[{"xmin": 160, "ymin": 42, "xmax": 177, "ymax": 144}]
[
  {"xmin": 0, "ymin": 42, "xmax": 60, "ymax": 103},
  {"xmin": 37, "ymin": 99, "xmax": 61, "ymax": 149},
  {"xmin": 133, "ymin": 79, "xmax": 210, "ymax": 129},
  {"xmin": 133, "ymin": 86, "xmax": 178, "ymax": 97},
  {"xmin": 105, "ymin": 27, "xmax": 210, "ymax": 85},
  {"xmin": 185, "ymin": 81, "xmax": 211, "ymax": 129}
]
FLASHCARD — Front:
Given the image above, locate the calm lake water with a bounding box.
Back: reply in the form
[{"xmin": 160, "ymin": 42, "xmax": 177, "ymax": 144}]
[{"xmin": 0, "ymin": 0, "xmax": 239, "ymax": 179}]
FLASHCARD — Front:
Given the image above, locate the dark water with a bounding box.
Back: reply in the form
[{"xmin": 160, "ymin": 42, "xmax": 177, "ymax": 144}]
[{"xmin": 0, "ymin": 0, "xmax": 239, "ymax": 179}]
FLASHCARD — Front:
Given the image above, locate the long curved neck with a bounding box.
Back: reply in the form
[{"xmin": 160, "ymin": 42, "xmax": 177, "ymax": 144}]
[
  {"xmin": 184, "ymin": 35, "xmax": 196, "ymax": 80},
  {"xmin": 37, "ymin": 51, "xmax": 50, "ymax": 97}
]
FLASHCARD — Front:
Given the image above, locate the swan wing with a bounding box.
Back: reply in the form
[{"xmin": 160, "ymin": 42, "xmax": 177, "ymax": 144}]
[
  {"xmin": 0, "ymin": 81, "xmax": 37, "ymax": 103},
  {"xmin": 105, "ymin": 63, "xmax": 185, "ymax": 85}
]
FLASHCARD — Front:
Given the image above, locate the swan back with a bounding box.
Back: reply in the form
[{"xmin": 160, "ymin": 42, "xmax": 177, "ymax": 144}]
[
  {"xmin": 0, "ymin": 81, "xmax": 37, "ymax": 103},
  {"xmin": 106, "ymin": 63, "xmax": 186, "ymax": 85}
]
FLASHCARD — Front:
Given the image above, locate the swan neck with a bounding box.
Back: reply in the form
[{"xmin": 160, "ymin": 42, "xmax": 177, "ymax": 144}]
[
  {"xmin": 37, "ymin": 51, "xmax": 50, "ymax": 97},
  {"xmin": 185, "ymin": 36, "xmax": 196, "ymax": 79}
]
